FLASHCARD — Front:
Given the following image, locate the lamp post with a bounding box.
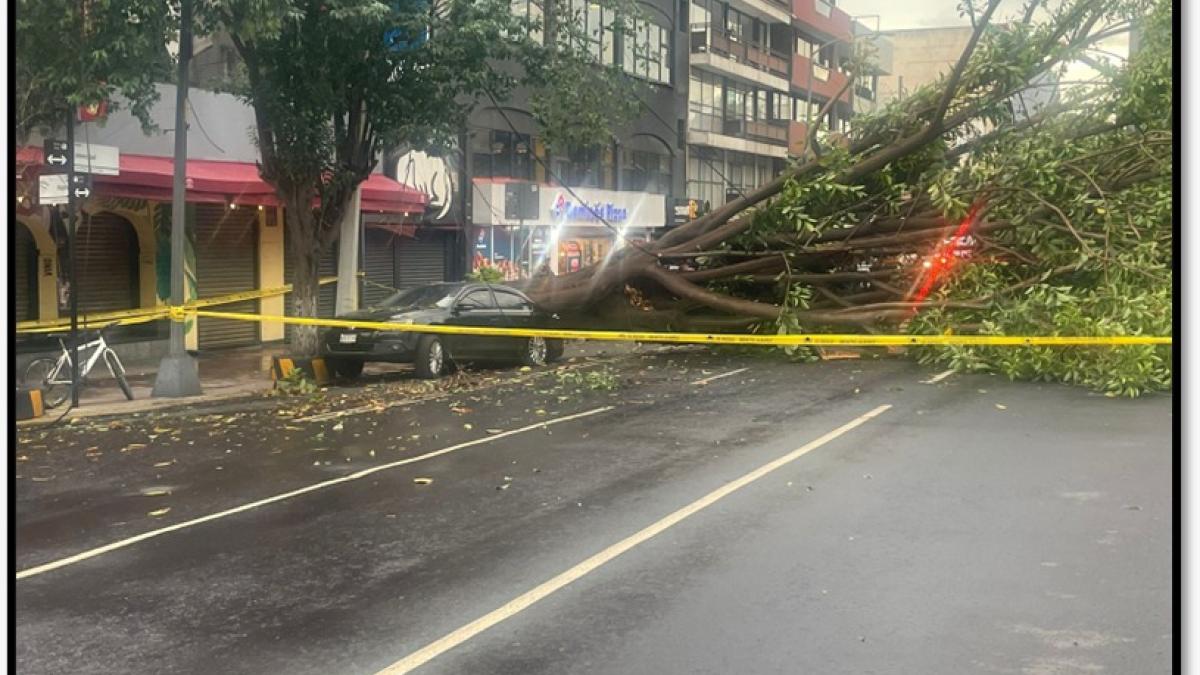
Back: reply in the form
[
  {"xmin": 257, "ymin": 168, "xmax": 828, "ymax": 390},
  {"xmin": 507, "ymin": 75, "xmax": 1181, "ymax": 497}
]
[{"xmin": 151, "ymin": 0, "xmax": 203, "ymax": 398}]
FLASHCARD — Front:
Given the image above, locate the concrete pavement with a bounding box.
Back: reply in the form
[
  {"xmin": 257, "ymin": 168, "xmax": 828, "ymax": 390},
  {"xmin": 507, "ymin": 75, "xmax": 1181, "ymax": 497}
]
[{"xmin": 15, "ymin": 350, "xmax": 1172, "ymax": 674}]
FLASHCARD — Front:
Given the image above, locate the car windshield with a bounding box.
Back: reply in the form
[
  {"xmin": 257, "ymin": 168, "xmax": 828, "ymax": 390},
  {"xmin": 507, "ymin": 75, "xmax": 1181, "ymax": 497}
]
[{"xmin": 376, "ymin": 284, "xmax": 461, "ymax": 311}]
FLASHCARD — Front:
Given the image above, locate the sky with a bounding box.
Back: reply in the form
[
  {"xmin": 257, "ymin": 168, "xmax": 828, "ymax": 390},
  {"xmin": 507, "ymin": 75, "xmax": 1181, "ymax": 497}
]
[{"xmin": 835, "ymin": 0, "xmax": 1029, "ymax": 31}]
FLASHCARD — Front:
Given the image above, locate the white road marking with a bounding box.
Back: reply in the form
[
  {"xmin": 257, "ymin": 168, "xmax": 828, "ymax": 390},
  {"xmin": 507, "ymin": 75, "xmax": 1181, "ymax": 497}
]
[
  {"xmin": 374, "ymin": 403, "xmax": 893, "ymax": 674},
  {"xmin": 691, "ymin": 367, "xmax": 749, "ymax": 386},
  {"xmin": 921, "ymin": 369, "xmax": 956, "ymax": 384},
  {"xmin": 16, "ymin": 406, "xmax": 615, "ymax": 581}
]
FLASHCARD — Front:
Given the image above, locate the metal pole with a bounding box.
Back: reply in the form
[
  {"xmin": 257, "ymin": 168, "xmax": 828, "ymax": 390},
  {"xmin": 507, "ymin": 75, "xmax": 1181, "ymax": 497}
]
[
  {"xmin": 152, "ymin": 0, "xmax": 202, "ymax": 397},
  {"xmin": 65, "ymin": 108, "xmax": 80, "ymax": 408}
]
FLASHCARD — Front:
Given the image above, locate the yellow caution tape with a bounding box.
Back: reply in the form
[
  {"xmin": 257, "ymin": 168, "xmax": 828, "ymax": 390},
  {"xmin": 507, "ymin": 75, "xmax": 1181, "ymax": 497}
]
[
  {"xmin": 15, "ymin": 276, "xmax": 338, "ymax": 334},
  {"xmin": 187, "ymin": 308, "xmax": 1172, "ymax": 347}
]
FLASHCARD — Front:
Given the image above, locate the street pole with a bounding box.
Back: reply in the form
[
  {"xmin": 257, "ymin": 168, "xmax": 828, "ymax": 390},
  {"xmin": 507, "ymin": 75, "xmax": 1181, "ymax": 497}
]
[
  {"xmin": 152, "ymin": 0, "xmax": 202, "ymax": 397},
  {"xmin": 65, "ymin": 109, "xmax": 80, "ymax": 408}
]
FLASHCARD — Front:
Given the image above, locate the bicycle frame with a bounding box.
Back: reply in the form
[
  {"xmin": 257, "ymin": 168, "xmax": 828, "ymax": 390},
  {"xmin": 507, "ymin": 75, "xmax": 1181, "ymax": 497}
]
[{"xmin": 44, "ymin": 335, "xmax": 112, "ymax": 385}]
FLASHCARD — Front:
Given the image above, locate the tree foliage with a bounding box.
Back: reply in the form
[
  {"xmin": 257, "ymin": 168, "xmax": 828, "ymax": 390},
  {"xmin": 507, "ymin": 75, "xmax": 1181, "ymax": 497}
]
[
  {"xmin": 14, "ymin": 0, "xmax": 175, "ymax": 145},
  {"xmin": 526, "ymin": 0, "xmax": 1172, "ymax": 396}
]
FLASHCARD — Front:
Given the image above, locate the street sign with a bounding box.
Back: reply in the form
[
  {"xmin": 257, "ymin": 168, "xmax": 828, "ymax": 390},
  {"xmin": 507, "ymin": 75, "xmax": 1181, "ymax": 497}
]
[
  {"xmin": 39, "ymin": 174, "xmax": 69, "ymax": 205},
  {"xmin": 43, "ymin": 139, "xmax": 70, "ymax": 171},
  {"xmin": 72, "ymin": 143, "xmax": 120, "ymax": 175}
]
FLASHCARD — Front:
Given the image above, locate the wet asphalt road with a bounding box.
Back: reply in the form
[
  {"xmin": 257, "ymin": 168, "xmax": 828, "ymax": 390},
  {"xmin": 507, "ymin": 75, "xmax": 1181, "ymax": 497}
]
[{"xmin": 15, "ymin": 349, "xmax": 1173, "ymax": 674}]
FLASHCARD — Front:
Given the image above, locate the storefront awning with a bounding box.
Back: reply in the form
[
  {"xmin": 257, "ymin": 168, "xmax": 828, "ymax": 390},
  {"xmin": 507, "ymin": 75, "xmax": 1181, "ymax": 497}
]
[{"xmin": 18, "ymin": 147, "xmax": 427, "ymax": 215}]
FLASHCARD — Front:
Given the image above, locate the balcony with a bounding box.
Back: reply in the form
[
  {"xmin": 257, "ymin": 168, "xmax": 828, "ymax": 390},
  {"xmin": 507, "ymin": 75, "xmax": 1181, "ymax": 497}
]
[
  {"xmin": 723, "ymin": 118, "xmax": 789, "ymax": 145},
  {"xmin": 691, "ymin": 25, "xmax": 790, "ymax": 81},
  {"xmin": 792, "ymin": 53, "xmax": 851, "ymax": 103},
  {"xmin": 792, "ymin": 0, "xmax": 852, "ymax": 42}
]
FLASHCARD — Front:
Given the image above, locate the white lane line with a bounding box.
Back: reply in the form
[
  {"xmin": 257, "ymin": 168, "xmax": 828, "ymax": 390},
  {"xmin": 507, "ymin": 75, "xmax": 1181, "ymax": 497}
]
[
  {"xmin": 691, "ymin": 367, "xmax": 749, "ymax": 386},
  {"xmin": 16, "ymin": 406, "xmax": 615, "ymax": 581},
  {"xmin": 375, "ymin": 403, "xmax": 893, "ymax": 675},
  {"xmin": 921, "ymin": 369, "xmax": 956, "ymax": 385}
]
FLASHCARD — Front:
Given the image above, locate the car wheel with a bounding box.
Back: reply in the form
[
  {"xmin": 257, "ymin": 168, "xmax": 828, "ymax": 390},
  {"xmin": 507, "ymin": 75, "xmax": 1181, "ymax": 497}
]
[
  {"xmin": 546, "ymin": 339, "xmax": 565, "ymax": 363},
  {"xmin": 521, "ymin": 336, "xmax": 548, "ymax": 367},
  {"xmin": 329, "ymin": 358, "xmax": 364, "ymax": 379},
  {"xmin": 414, "ymin": 335, "xmax": 446, "ymax": 379}
]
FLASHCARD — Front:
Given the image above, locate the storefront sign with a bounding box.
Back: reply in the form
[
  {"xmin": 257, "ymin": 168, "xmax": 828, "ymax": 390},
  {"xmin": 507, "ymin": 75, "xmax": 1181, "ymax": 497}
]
[
  {"xmin": 548, "ymin": 192, "xmax": 628, "ymax": 223},
  {"xmin": 542, "ymin": 187, "xmax": 665, "ymax": 229}
]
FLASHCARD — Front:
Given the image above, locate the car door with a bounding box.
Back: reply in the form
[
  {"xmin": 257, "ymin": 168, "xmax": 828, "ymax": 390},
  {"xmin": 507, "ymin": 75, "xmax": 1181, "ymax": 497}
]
[
  {"xmin": 444, "ymin": 287, "xmax": 506, "ymax": 360},
  {"xmin": 492, "ymin": 288, "xmax": 537, "ymax": 357}
]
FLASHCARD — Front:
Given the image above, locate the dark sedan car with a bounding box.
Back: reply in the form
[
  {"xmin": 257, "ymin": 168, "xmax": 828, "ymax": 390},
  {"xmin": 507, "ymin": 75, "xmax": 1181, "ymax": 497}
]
[{"xmin": 321, "ymin": 282, "xmax": 564, "ymax": 379}]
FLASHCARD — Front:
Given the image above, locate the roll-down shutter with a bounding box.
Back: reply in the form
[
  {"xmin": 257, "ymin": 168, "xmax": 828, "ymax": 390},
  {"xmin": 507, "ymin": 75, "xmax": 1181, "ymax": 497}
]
[
  {"xmin": 195, "ymin": 204, "xmax": 259, "ymax": 350},
  {"xmin": 15, "ymin": 222, "xmax": 37, "ymax": 322},
  {"xmin": 363, "ymin": 228, "xmax": 398, "ymax": 307},
  {"xmin": 396, "ymin": 232, "xmax": 447, "ymax": 288},
  {"xmin": 75, "ymin": 212, "xmax": 138, "ymax": 317}
]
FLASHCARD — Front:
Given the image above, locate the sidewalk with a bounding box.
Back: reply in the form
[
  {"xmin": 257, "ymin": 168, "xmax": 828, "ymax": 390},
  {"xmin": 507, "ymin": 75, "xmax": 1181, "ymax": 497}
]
[{"xmin": 22, "ymin": 340, "xmax": 659, "ymax": 424}]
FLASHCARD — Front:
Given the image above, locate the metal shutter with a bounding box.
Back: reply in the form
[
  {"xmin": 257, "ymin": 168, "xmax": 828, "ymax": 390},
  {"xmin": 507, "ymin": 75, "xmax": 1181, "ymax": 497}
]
[
  {"xmin": 396, "ymin": 232, "xmax": 447, "ymax": 288},
  {"xmin": 74, "ymin": 212, "xmax": 138, "ymax": 317},
  {"xmin": 195, "ymin": 204, "xmax": 259, "ymax": 350},
  {"xmin": 15, "ymin": 222, "xmax": 37, "ymax": 322},
  {"xmin": 284, "ymin": 240, "xmax": 337, "ymax": 339},
  {"xmin": 363, "ymin": 228, "xmax": 398, "ymax": 307}
]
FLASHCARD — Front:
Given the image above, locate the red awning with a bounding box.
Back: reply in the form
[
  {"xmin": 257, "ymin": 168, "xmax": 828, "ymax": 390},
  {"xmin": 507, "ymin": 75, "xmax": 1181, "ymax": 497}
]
[{"xmin": 18, "ymin": 147, "xmax": 427, "ymax": 214}]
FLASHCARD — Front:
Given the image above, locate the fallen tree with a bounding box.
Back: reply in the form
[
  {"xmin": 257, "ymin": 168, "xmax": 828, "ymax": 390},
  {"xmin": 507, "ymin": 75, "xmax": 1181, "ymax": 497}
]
[{"xmin": 525, "ymin": 0, "xmax": 1173, "ymax": 396}]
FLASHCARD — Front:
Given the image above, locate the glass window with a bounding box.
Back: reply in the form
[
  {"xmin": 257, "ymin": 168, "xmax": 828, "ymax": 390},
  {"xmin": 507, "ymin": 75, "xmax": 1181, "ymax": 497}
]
[
  {"xmin": 623, "ymin": 19, "xmax": 670, "ymax": 84},
  {"xmin": 457, "ymin": 289, "xmax": 497, "ymax": 310},
  {"xmin": 470, "ymin": 129, "xmax": 534, "ymax": 180},
  {"xmin": 494, "ymin": 290, "xmax": 533, "ymax": 310},
  {"xmin": 622, "ymin": 149, "xmax": 671, "ymax": 194}
]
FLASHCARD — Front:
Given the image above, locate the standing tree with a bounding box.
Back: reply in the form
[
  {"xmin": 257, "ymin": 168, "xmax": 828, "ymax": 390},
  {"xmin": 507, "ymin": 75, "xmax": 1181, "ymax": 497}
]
[{"xmin": 205, "ymin": 0, "xmax": 645, "ymax": 354}]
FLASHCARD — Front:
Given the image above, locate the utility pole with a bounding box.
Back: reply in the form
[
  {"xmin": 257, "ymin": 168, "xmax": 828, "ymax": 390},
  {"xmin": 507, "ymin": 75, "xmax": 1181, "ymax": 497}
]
[
  {"xmin": 152, "ymin": 0, "xmax": 202, "ymax": 397},
  {"xmin": 65, "ymin": 109, "xmax": 80, "ymax": 408}
]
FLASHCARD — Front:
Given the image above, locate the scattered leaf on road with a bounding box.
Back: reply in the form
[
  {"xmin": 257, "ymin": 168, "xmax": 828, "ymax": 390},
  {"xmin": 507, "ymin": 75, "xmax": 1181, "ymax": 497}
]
[
  {"xmin": 463, "ymin": 423, "xmax": 473, "ymax": 430},
  {"xmin": 142, "ymin": 489, "xmax": 171, "ymax": 497},
  {"xmin": 153, "ymin": 460, "xmax": 175, "ymax": 468},
  {"xmin": 148, "ymin": 508, "xmax": 171, "ymax": 517},
  {"xmin": 486, "ymin": 429, "xmax": 503, "ymax": 435},
  {"xmin": 413, "ymin": 477, "xmax": 433, "ymax": 485},
  {"xmin": 995, "ymin": 404, "xmax": 1008, "ymax": 410}
]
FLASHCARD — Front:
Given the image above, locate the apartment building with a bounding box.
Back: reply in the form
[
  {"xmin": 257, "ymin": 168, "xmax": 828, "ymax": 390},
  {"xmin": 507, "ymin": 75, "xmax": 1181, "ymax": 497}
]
[{"xmin": 685, "ymin": 0, "xmax": 892, "ymax": 209}]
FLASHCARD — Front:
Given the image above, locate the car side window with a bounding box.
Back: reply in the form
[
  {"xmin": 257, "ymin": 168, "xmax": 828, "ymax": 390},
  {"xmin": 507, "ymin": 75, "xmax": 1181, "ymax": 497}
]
[
  {"xmin": 457, "ymin": 289, "xmax": 496, "ymax": 310},
  {"xmin": 494, "ymin": 291, "xmax": 533, "ymax": 311}
]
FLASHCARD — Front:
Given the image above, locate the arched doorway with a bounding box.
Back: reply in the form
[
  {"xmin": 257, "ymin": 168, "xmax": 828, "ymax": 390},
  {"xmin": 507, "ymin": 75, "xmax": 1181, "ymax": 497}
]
[
  {"xmin": 14, "ymin": 221, "xmax": 39, "ymax": 322},
  {"xmin": 74, "ymin": 212, "xmax": 140, "ymax": 317}
]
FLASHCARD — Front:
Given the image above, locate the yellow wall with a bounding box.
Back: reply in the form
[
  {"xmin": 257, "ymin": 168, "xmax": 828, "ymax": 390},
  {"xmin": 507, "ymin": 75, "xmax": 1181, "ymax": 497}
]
[
  {"xmin": 258, "ymin": 206, "xmax": 286, "ymax": 341},
  {"xmin": 17, "ymin": 213, "xmax": 60, "ymax": 321}
]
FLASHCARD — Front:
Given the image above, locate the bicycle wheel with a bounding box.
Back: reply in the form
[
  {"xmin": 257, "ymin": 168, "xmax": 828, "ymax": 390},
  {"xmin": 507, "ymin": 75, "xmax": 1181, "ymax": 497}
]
[
  {"xmin": 104, "ymin": 350, "xmax": 134, "ymax": 401},
  {"xmin": 23, "ymin": 357, "xmax": 70, "ymax": 409}
]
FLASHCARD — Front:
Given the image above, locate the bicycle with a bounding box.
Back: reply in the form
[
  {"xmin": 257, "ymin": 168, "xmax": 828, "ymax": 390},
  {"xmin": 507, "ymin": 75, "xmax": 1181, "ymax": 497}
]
[{"xmin": 22, "ymin": 323, "xmax": 134, "ymax": 408}]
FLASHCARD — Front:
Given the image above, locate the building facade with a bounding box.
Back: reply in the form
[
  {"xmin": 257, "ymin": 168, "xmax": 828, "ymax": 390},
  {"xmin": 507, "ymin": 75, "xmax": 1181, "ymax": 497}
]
[
  {"xmin": 14, "ymin": 83, "xmax": 428, "ymax": 359},
  {"xmin": 685, "ymin": 0, "xmax": 891, "ymax": 209},
  {"xmin": 465, "ymin": 0, "xmax": 689, "ymax": 279}
]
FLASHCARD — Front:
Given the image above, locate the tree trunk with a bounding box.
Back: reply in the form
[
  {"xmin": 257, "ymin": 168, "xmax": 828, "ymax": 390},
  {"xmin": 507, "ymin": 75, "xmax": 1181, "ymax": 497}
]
[{"xmin": 282, "ymin": 190, "xmax": 325, "ymax": 357}]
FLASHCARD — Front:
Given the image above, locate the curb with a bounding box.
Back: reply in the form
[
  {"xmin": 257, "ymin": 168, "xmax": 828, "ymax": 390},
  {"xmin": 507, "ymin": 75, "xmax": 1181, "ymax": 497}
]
[
  {"xmin": 271, "ymin": 356, "xmax": 331, "ymax": 386},
  {"xmin": 15, "ymin": 388, "xmax": 44, "ymax": 421}
]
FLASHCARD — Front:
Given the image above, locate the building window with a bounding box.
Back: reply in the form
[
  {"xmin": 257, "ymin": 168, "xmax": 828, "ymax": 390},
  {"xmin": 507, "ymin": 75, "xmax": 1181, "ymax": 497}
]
[
  {"xmin": 561, "ymin": 144, "xmax": 614, "ymax": 189},
  {"xmin": 510, "ymin": 0, "xmax": 544, "ymax": 42},
  {"xmin": 622, "ymin": 19, "xmax": 670, "ymax": 84},
  {"xmin": 688, "ymin": 71, "xmax": 723, "ymax": 133},
  {"xmin": 565, "ymin": 0, "xmax": 615, "ymax": 63},
  {"xmin": 622, "ymin": 149, "xmax": 671, "ymax": 194},
  {"xmin": 771, "ymin": 92, "xmax": 792, "ymax": 122},
  {"xmin": 471, "ymin": 129, "xmax": 534, "ymax": 181}
]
